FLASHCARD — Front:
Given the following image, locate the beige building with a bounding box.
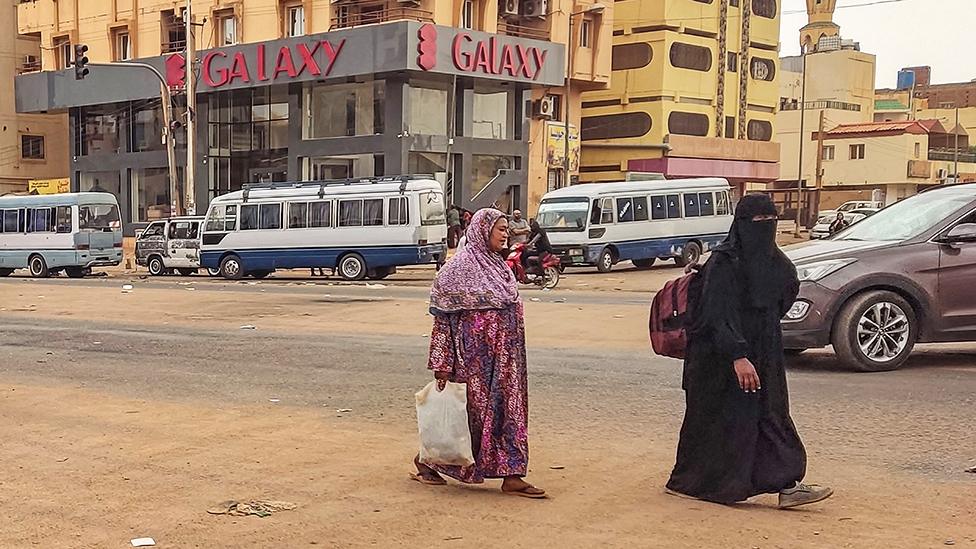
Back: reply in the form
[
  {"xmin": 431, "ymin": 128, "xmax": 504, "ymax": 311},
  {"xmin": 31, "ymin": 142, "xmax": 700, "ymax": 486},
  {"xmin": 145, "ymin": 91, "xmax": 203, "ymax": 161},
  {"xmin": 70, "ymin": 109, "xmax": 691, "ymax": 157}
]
[
  {"xmin": 0, "ymin": 0, "xmax": 68, "ymax": 194},
  {"xmin": 16, "ymin": 0, "xmax": 612, "ymax": 226}
]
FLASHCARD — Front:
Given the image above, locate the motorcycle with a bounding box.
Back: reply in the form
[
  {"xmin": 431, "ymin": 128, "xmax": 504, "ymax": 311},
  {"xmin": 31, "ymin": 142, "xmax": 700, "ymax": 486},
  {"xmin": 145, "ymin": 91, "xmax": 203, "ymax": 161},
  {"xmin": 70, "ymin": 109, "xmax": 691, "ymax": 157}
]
[{"xmin": 506, "ymin": 242, "xmax": 561, "ymax": 290}]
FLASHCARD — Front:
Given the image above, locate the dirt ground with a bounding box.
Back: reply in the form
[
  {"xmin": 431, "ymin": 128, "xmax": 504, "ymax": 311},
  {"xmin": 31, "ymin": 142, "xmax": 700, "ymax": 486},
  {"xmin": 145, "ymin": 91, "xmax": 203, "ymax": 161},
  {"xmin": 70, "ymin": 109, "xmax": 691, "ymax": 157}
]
[{"xmin": 1, "ymin": 277, "xmax": 974, "ymax": 548}]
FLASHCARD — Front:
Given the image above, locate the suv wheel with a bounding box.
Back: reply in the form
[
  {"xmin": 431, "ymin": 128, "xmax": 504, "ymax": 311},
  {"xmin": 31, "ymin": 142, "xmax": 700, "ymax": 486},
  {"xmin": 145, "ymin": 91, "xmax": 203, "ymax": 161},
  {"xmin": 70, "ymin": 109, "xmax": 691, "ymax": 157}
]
[{"xmin": 832, "ymin": 290, "xmax": 917, "ymax": 372}]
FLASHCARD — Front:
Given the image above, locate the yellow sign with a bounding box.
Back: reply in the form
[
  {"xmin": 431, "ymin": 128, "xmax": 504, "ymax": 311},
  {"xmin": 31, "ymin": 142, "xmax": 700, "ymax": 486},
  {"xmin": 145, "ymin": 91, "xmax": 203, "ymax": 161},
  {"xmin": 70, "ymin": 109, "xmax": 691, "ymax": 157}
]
[
  {"xmin": 546, "ymin": 123, "xmax": 580, "ymax": 172},
  {"xmin": 28, "ymin": 178, "xmax": 70, "ymax": 195}
]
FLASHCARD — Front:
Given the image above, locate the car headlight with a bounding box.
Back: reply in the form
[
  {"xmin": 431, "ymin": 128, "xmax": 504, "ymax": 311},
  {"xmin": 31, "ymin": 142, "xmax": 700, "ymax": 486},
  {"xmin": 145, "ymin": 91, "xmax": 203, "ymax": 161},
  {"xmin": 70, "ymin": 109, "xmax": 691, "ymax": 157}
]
[{"xmin": 795, "ymin": 258, "xmax": 856, "ymax": 282}]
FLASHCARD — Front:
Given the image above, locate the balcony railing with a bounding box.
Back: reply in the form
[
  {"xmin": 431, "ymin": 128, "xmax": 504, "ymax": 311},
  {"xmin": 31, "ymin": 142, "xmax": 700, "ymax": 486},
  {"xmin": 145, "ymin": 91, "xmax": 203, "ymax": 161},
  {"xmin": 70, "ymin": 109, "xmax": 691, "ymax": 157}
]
[
  {"xmin": 18, "ymin": 61, "xmax": 41, "ymax": 74},
  {"xmin": 162, "ymin": 39, "xmax": 186, "ymax": 54},
  {"xmin": 929, "ymin": 148, "xmax": 976, "ymax": 163},
  {"xmin": 779, "ymin": 99, "xmax": 862, "ymax": 112},
  {"xmin": 331, "ymin": 7, "xmax": 433, "ymax": 29},
  {"xmin": 497, "ymin": 21, "xmax": 550, "ymax": 41}
]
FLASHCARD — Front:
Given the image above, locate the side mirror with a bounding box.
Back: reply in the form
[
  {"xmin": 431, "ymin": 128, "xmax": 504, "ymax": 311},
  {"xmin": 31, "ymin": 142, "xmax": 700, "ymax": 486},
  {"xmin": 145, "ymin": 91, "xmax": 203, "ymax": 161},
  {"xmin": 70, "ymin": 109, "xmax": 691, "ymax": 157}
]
[{"xmin": 941, "ymin": 223, "xmax": 976, "ymax": 244}]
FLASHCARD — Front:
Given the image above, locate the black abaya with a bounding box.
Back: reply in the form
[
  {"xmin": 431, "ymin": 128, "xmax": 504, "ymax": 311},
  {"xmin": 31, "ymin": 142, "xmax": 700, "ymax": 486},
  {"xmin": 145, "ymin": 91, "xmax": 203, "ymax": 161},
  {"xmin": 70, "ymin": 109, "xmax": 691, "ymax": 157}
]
[{"xmin": 666, "ymin": 248, "xmax": 806, "ymax": 504}]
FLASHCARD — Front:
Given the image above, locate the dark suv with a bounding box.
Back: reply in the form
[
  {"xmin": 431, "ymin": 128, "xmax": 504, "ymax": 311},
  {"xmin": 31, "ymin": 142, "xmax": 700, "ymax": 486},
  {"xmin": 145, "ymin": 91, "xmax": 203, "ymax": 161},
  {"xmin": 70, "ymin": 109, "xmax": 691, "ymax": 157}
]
[{"xmin": 783, "ymin": 183, "xmax": 976, "ymax": 371}]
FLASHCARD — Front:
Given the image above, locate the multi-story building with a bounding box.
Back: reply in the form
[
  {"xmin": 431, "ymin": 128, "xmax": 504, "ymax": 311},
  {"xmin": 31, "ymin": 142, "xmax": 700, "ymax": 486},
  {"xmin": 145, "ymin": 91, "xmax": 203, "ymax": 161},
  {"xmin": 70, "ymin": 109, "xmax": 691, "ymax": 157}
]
[
  {"xmin": 578, "ymin": 0, "xmax": 782, "ymax": 197},
  {"xmin": 1, "ymin": 0, "xmax": 67, "ymax": 194},
  {"xmin": 15, "ymin": 0, "xmax": 612, "ymax": 229}
]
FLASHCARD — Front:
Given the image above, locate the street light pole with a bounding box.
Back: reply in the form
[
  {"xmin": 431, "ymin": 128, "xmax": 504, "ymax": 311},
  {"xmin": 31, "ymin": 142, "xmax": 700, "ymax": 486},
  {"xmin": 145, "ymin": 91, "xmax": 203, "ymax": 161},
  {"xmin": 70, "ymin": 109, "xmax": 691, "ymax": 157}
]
[
  {"xmin": 954, "ymin": 107, "xmax": 960, "ymax": 183},
  {"xmin": 184, "ymin": 0, "xmax": 197, "ymax": 215},
  {"xmin": 565, "ymin": 4, "xmax": 605, "ymax": 188},
  {"xmin": 794, "ymin": 50, "xmax": 808, "ymax": 237}
]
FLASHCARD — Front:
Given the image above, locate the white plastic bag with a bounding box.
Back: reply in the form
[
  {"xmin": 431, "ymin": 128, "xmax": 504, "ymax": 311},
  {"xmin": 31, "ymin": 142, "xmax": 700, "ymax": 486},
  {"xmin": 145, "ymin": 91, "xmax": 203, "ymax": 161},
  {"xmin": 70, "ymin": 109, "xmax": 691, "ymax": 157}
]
[{"xmin": 415, "ymin": 380, "xmax": 475, "ymax": 467}]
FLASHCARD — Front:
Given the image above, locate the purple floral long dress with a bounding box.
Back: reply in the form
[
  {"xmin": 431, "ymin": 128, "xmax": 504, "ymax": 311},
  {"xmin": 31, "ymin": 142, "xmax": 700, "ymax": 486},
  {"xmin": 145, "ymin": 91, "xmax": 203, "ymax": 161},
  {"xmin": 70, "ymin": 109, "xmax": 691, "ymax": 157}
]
[{"xmin": 426, "ymin": 302, "xmax": 529, "ymax": 483}]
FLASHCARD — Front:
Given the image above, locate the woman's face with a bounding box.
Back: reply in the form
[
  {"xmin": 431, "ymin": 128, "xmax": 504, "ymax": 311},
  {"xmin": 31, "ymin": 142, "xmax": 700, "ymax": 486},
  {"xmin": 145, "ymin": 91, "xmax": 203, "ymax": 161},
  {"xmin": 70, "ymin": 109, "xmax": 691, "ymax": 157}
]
[{"xmin": 489, "ymin": 218, "xmax": 509, "ymax": 253}]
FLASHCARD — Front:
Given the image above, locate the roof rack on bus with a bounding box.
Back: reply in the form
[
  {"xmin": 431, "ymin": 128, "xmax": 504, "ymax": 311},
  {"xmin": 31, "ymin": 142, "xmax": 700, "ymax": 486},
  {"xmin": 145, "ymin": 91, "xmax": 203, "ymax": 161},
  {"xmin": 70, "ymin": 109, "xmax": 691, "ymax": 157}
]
[{"xmin": 240, "ymin": 175, "xmax": 435, "ymax": 202}]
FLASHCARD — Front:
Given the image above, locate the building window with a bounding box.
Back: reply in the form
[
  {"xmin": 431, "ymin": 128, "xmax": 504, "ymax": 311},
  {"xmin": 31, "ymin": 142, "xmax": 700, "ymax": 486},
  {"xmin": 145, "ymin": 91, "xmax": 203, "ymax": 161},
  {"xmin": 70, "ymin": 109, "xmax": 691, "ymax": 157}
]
[
  {"xmin": 668, "ymin": 112, "xmax": 710, "ymax": 137},
  {"xmin": 746, "ymin": 120, "xmax": 772, "ymax": 141},
  {"xmin": 822, "ymin": 145, "xmax": 835, "ymax": 161},
  {"xmin": 472, "ymin": 90, "xmax": 509, "ymax": 139},
  {"xmin": 219, "ymin": 12, "xmax": 237, "ymax": 46},
  {"xmin": 461, "ymin": 0, "xmax": 475, "ymax": 30},
  {"xmin": 725, "ymin": 116, "xmax": 735, "ymax": 138},
  {"xmin": 611, "ymin": 43, "xmax": 652, "ymax": 71},
  {"xmin": 850, "ymin": 144, "xmax": 866, "ymax": 160},
  {"xmin": 114, "ymin": 31, "xmax": 132, "ymax": 61},
  {"xmin": 669, "ymin": 43, "xmax": 712, "ymax": 72},
  {"xmin": 727, "ymin": 52, "xmax": 738, "ymax": 72},
  {"xmin": 750, "ymin": 58, "xmax": 776, "ymax": 81},
  {"xmin": 335, "ymin": 5, "xmax": 350, "ymax": 27},
  {"xmin": 914, "ymin": 142, "xmax": 921, "ymax": 158},
  {"xmin": 581, "ymin": 112, "xmax": 652, "ymax": 141},
  {"xmin": 408, "ymin": 83, "xmax": 449, "ymax": 136},
  {"xmin": 752, "ymin": 0, "xmax": 777, "ymax": 19},
  {"xmin": 730, "ymin": 0, "xmax": 740, "ymax": 6},
  {"xmin": 132, "ymin": 168, "xmax": 172, "ymax": 221},
  {"xmin": 54, "ymin": 37, "xmax": 71, "ymax": 70},
  {"xmin": 307, "ymin": 81, "xmax": 385, "ymax": 138},
  {"xmin": 580, "ymin": 19, "xmax": 593, "ymax": 49},
  {"xmin": 286, "ymin": 4, "xmax": 305, "ymax": 37},
  {"xmin": 21, "ymin": 135, "xmax": 44, "ymax": 159},
  {"xmin": 161, "ymin": 10, "xmax": 186, "ymax": 53}
]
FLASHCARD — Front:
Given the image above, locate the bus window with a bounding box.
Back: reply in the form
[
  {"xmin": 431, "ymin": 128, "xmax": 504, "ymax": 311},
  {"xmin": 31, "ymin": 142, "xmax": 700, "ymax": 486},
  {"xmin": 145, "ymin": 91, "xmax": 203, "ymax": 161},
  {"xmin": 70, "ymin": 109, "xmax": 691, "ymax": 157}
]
[
  {"xmin": 590, "ymin": 200, "xmax": 602, "ymax": 225},
  {"xmin": 340, "ymin": 199, "xmax": 364, "ymax": 227},
  {"xmin": 699, "ymin": 193, "xmax": 715, "ymax": 216},
  {"xmin": 716, "ymin": 191, "xmax": 730, "ymax": 215},
  {"xmin": 616, "ymin": 198, "xmax": 634, "ymax": 222},
  {"xmin": 259, "ymin": 204, "xmax": 282, "ymax": 230},
  {"xmin": 2, "ymin": 209, "xmax": 19, "ymax": 233},
  {"xmin": 56, "ymin": 206, "xmax": 72, "ymax": 233},
  {"xmin": 29, "ymin": 207, "xmax": 55, "ymax": 233},
  {"xmin": 388, "ymin": 197, "xmax": 409, "ymax": 225},
  {"xmin": 651, "ymin": 196, "xmax": 667, "ymax": 220},
  {"xmin": 634, "ymin": 197, "xmax": 649, "ymax": 221},
  {"xmin": 289, "ymin": 202, "xmax": 309, "ymax": 229},
  {"xmin": 206, "ymin": 205, "xmax": 238, "ymax": 232},
  {"xmin": 599, "ymin": 198, "xmax": 613, "ymax": 224},
  {"xmin": 666, "ymin": 195, "xmax": 681, "ymax": 219},
  {"xmin": 683, "ymin": 193, "xmax": 701, "ymax": 217},
  {"xmin": 240, "ymin": 205, "xmax": 259, "ymax": 230},
  {"xmin": 309, "ymin": 201, "xmax": 332, "ymax": 227},
  {"xmin": 79, "ymin": 204, "xmax": 120, "ymax": 231},
  {"xmin": 364, "ymin": 199, "xmax": 384, "ymax": 226}
]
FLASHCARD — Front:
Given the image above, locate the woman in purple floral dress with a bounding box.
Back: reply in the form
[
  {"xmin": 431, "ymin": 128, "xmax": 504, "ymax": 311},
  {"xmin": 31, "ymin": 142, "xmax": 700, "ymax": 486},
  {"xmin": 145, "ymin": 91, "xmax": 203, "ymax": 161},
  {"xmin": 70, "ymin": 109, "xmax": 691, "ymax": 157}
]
[{"xmin": 411, "ymin": 208, "xmax": 545, "ymax": 499}]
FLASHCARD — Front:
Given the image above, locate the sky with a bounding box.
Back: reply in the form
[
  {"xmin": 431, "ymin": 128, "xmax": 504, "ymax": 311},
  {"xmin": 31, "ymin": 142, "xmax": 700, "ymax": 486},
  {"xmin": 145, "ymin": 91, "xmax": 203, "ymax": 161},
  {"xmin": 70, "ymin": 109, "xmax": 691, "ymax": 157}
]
[{"xmin": 779, "ymin": 0, "xmax": 975, "ymax": 88}]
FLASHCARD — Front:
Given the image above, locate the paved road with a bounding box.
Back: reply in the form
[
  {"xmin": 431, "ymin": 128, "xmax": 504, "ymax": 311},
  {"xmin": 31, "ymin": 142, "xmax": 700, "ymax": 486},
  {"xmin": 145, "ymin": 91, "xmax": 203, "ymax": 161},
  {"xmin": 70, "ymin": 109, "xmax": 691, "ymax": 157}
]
[{"xmin": 2, "ymin": 314, "xmax": 973, "ymax": 482}]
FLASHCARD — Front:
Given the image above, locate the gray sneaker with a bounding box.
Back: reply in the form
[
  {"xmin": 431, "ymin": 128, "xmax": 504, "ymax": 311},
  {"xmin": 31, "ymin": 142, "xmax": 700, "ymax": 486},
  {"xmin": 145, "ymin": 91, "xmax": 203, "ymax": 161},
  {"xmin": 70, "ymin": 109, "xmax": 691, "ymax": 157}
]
[{"xmin": 778, "ymin": 482, "xmax": 834, "ymax": 509}]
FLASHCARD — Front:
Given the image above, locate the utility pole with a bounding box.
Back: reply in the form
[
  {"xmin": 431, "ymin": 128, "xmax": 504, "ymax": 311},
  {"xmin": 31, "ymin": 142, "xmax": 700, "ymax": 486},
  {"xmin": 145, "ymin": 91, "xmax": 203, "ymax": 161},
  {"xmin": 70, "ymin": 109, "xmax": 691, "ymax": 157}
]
[
  {"xmin": 794, "ymin": 51, "xmax": 808, "ymax": 237},
  {"xmin": 954, "ymin": 107, "xmax": 960, "ymax": 183},
  {"xmin": 184, "ymin": 0, "xmax": 197, "ymax": 215},
  {"xmin": 815, "ymin": 110, "xmax": 825, "ymax": 191}
]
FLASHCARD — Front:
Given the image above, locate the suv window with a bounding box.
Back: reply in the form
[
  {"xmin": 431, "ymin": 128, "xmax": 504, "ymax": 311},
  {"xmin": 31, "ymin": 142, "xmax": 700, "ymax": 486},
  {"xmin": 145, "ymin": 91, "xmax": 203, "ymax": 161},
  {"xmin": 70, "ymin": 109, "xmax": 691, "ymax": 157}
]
[
  {"xmin": 168, "ymin": 221, "xmax": 199, "ymax": 240},
  {"xmin": 141, "ymin": 222, "xmax": 166, "ymax": 239}
]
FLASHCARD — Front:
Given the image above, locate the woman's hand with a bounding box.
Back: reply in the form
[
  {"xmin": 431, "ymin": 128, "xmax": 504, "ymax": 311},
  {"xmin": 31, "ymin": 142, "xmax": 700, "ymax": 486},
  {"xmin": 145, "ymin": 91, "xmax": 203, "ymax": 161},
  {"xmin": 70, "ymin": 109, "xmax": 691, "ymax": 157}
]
[
  {"xmin": 434, "ymin": 371, "xmax": 450, "ymax": 390},
  {"xmin": 733, "ymin": 358, "xmax": 761, "ymax": 393}
]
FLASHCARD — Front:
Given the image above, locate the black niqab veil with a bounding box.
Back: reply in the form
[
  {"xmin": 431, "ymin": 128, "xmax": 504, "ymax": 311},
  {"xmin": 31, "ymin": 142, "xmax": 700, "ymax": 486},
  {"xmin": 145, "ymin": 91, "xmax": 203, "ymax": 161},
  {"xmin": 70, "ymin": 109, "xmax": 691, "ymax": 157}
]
[{"xmin": 713, "ymin": 194, "xmax": 795, "ymax": 309}]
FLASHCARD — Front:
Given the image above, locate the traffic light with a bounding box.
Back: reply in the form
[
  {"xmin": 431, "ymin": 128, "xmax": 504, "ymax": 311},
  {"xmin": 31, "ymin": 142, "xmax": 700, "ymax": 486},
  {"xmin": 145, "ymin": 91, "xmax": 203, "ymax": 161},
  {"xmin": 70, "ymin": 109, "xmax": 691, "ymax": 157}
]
[{"xmin": 73, "ymin": 44, "xmax": 89, "ymax": 80}]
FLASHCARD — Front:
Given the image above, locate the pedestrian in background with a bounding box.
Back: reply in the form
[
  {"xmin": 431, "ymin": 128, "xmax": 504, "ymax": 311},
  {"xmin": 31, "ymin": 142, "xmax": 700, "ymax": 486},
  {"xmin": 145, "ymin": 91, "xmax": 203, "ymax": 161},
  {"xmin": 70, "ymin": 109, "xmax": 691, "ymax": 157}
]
[
  {"xmin": 667, "ymin": 193, "xmax": 832, "ymax": 509},
  {"xmin": 828, "ymin": 212, "xmax": 849, "ymax": 235},
  {"xmin": 508, "ymin": 209, "xmax": 530, "ymax": 246},
  {"xmin": 411, "ymin": 208, "xmax": 545, "ymax": 499},
  {"xmin": 447, "ymin": 206, "xmax": 462, "ymax": 249}
]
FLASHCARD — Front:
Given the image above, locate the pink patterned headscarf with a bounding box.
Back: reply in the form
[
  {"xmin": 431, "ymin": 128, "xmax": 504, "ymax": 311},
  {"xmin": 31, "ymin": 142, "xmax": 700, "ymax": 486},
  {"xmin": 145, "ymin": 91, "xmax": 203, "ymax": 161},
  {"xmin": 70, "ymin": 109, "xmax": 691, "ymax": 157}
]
[{"xmin": 429, "ymin": 208, "xmax": 519, "ymax": 314}]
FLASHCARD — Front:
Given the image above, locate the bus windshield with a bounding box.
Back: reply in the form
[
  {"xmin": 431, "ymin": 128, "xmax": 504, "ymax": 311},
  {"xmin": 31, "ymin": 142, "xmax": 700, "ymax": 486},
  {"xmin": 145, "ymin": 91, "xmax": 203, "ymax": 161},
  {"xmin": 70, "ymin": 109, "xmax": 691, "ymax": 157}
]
[
  {"xmin": 79, "ymin": 204, "xmax": 121, "ymax": 231},
  {"xmin": 537, "ymin": 198, "xmax": 588, "ymax": 232}
]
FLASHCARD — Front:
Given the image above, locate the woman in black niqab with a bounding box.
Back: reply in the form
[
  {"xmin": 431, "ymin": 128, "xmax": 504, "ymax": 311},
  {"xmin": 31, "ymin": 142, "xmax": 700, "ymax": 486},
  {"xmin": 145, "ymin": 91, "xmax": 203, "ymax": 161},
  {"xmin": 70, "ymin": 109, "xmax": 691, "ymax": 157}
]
[{"xmin": 666, "ymin": 194, "xmax": 833, "ymax": 508}]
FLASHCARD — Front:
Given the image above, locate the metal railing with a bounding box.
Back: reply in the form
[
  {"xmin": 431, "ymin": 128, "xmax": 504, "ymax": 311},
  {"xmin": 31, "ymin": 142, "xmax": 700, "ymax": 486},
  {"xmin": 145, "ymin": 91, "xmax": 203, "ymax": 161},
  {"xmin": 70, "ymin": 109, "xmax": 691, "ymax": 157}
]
[
  {"xmin": 331, "ymin": 7, "xmax": 433, "ymax": 29},
  {"xmin": 162, "ymin": 39, "xmax": 186, "ymax": 54},
  {"xmin": 18, "ymin": 61, "xmax": 41, "ymax": 74},
  {"xmin": 929, "ymin": 148, "xmax": 976, "ymax": 163},
  {"xmin": 779, "ymin": 99, "xmax": 862, "ymax": 112},
  {"xmin": 497, "ymin": 21, "xmax": 550, "ymax": 41}
]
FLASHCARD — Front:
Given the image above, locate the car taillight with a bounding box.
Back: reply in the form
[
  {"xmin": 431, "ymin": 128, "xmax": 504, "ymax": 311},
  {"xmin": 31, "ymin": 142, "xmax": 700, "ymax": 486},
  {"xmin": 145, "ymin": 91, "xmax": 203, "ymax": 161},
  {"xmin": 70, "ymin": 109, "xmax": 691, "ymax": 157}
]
[{"xmin": 76, "ymin": 243, "xmax": 89, "ymax": 250}]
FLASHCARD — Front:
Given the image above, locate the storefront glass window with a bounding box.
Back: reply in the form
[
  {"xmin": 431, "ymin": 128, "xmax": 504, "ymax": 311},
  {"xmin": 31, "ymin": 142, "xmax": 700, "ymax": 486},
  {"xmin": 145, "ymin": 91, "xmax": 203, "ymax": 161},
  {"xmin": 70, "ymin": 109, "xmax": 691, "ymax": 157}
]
[
  {"xmin": 472, "ymin": 91, "xmax": 508, "ymax": 139},
  {"xmin": 307, "ymin": 81, "xmax": 384, "ymax": 138},
  {"xmin": 408, "ymin": 84, "xmax": 448, "ymax": 135},
  {"xmin": 131, "ymin": 100, "xmax": 166, "ymax": 152},
  {"xmin": 79, "ymin": 171, "xmax": 123, "ymax": 209},
  {"xmin": 305, "ymin": 154, "xmax": 382, "ymax": 180},
  {"xmin": 469, "ymin": 155, "xmax": 513, "ymax": 198},
  {"xmin": 132, "ymin": 168, "xmax": 172, "ymax": 222},
  {"xmin": 78, "ymin": 104, "xmax": 122, "ymax": 155}
]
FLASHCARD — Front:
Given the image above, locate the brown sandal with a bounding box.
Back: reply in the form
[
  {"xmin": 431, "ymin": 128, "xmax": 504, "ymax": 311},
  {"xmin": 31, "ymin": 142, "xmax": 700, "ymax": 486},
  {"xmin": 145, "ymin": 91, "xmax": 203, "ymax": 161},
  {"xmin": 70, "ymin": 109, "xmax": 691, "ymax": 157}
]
[
  {"xmin": 410, "ymin": 472, "xmax": 448, "ymax": 486},
  {"xmin": 502, "ymin": 485, "xmax": 547, "ymax": 499}
]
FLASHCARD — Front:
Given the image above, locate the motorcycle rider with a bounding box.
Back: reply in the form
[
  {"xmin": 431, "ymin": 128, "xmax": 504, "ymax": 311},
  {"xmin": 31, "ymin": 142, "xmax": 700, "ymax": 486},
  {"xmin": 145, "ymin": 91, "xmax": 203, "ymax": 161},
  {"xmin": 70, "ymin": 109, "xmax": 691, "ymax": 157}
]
[{"xmin": 522, "ymin": 219, "xmax": 553, "ymax": 273}]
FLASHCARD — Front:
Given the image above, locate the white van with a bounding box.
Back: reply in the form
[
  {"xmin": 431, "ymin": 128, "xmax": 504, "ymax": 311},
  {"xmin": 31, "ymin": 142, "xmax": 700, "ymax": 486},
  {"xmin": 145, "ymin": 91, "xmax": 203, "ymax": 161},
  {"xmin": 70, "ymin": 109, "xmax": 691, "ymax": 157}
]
[
  {"xmin": 136, "ymin": 216, "xmax": 218, "ymax": 276},
  {"xmin": 200, "ymin": 176, "xmax": 448, "ymax": 280},
  {"xmin": 536, "ymin": 178, "xmax": 733, "ymax": 272},
  {"xmin": 0, "ymin": 192, "xmax": 123, "ymax": 278}
]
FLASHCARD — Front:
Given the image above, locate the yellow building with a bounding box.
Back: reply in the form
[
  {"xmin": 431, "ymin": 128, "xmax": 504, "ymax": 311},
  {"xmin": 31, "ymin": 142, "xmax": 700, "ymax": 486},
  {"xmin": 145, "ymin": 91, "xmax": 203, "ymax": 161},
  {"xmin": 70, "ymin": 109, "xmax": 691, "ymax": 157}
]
[
  {"xmin": 1, "ymin": 0, "xmax": 67, "ymax": 194},
  {"xmin": 578, "ymin": 0, "xmax": 781, "ymax": 196},
  {"xmin": 16, "ymin": 0, "xmax": 612, "ymax": 227}
]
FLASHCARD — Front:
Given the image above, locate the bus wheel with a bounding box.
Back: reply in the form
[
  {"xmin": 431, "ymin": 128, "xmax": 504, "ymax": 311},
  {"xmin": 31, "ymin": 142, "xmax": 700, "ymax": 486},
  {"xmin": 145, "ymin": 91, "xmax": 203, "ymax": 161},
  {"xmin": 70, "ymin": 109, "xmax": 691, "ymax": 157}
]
[
  {"xmin": 65, "ymin": 267, "xmax": 88, "ymax": 278},
  {"xmin": 0, "ymin": 268, "xmax": 13, "ymax": 277},
  {"xmin": 675, "ymin": 242, "xmax": 702, "ymax": 268},
  {"xmin": 338, "ymin": 253, "xmax": 367, "ymax": 281},
  {"xmin": 596, "ymin": 248, "xmax": 615, "ymax": 273},
  {"xmin": 29, "ymin": 255, "xmax": 50, "ymax": 278},
  {"xmin": 178, "ymin": 268, "xmax": 197, "ymax": 277},
  {"xmin": 207, "ymin": 268, "xmax": 221, "ymax": 277},
  {"xmin": 219, "ymin": 255, "xmax": 244, "ymax": 280},
  {"xmin": 148, "ymin": 256, "xmax": 166, "ymax": 276}
]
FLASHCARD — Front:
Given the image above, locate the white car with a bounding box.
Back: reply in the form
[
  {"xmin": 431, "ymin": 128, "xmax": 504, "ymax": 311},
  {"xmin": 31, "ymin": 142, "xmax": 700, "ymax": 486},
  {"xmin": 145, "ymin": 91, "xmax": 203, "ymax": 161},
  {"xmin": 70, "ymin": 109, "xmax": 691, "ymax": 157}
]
[
  {"xmin": 817, "ymin": 200, "xmax": 883, "ymax": 224},
  {"xmin": 810, "ymin": 208, "xmax": 879, "ymax": 239}
]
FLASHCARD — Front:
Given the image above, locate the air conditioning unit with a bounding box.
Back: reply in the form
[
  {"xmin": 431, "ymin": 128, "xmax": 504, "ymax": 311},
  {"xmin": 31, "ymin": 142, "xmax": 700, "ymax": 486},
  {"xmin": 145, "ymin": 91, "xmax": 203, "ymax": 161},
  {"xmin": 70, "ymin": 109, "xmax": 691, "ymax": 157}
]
[
  {"xmin": 521, "ymin": 0, "xmax": 547, "ymax": 18},
  {"xmin": 534, "ymin": 95, "xmax": 555, "ymax": 119},
  {"xmin": 501, "ymin": 0, "xmax": 520, "ymax": 17}
]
